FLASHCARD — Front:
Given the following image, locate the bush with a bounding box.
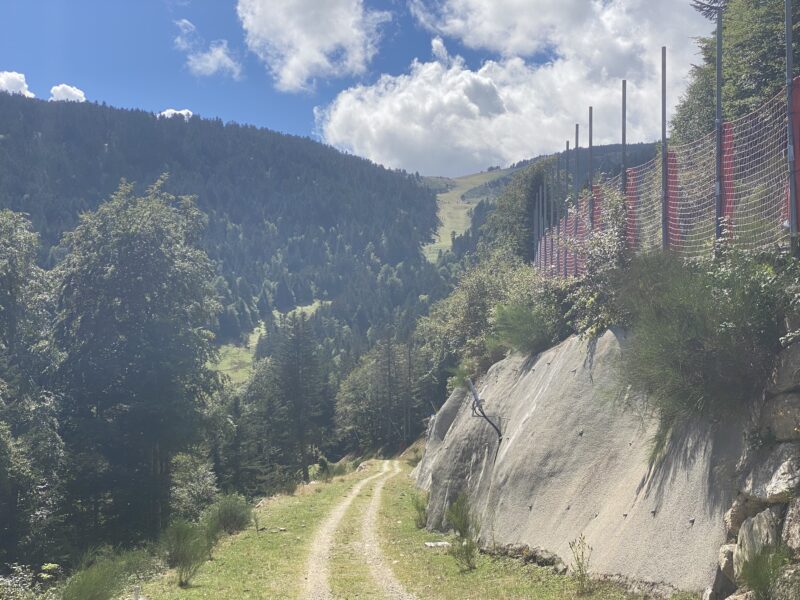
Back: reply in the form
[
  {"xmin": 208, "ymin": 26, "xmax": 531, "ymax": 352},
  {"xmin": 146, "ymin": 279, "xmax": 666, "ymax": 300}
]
[
  {"xmin": 491, "ymin": 301, "xmax": 558, "ymax": 356},
  {"xmin": 162, "ymin": 520, "xmax": 208, "ymax": 587},
  {"xmin": 0, "ymin": 564, "xmax": 60, "ymax": 600},
  {"xmin": 618, "ymin": 249, "xmax": 782, "ymax": 456},
  {"xmin": 62, "ymin": 555, "xmax": 125, "ymax": 600},
  {"xmin": 170, "ymin": 452, "xmax": 219, "ymax": 521},
  {"xmin": 446, "ymin": 493, "xmax": 478, "ymax": 571},
  {"xmin": 569, "ymin": 534, "xmax": 593, "ymax": 595},
  {"xmin": 207, "ymin": 494, "xmax": 253, "ymax": 534},
  {"xmin": 739, "ymin": 546, "xmax": 790, "ymax": 600},
  {"xmin": 411, "ymin": 491, "xmax": 428, "ymax": 529}
]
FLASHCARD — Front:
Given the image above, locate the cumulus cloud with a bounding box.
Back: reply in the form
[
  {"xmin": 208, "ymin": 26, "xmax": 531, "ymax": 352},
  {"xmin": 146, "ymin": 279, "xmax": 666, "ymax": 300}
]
[
  {"xmin": 0, "ymin": 71, "xmax": 35, "ymax": 98},
  {"xmin": 173, "ymin": 19, "xmax": 243, "ymax": 80},
  {"xmin": 49, "ymin": 83, "xmax": 86, "ymax": 102},
  {"xmin": 159, "ymin": 108, "xmax": 193, "ymax": 120},
  {"xmin": 236, "ymin": 0, "xmax": 391, "ymax": 92},
  {"xmin": 318, "ymin": 0, "xmax": 711, "ymax": 176}
]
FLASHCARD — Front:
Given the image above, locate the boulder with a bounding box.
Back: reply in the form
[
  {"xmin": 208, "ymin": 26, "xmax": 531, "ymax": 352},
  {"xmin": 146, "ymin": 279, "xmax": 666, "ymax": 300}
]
[
  {"xmin": 719, "ymin": 544, "xmax": 736, "ymax": 583},
  {"xmin": 782, "ymin": 498, "xmax": 800, "ymax": 557},
  {"xmin": 761, "ymin": 393, "xmax": 800, "ymax": 442},
  {"xmin": 770, "ymin": 564, "xmax": 800, "ymax": 600},
  {"xmin": 489, "ymin": 543, "xmax": 567, "ymax": 574},
  {"xmin": 726, "ymin": 495, "xmax": 769, "ymax": 537},
  {"xmin": 702, "ymin": 564, "xmax": 737, "ymax": 600},
  {"xmin": 733, "ymin": 506, "xmax": 784, "ymax": 581},
  {"xmin": 769, "ymin": 343, "xmax": 800, "ymax": 395},
  {"xmin": 725, "ymin": 592, "xmax": 755, "ymax": 600},
  {"xmin": 741, "ymin": 444, "xmax": 800, "ymax": 503}
]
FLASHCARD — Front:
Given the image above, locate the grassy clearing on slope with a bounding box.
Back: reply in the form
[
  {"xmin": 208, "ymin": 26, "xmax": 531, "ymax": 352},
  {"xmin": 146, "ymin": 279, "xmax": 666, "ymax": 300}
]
[
  {"xmin": 424, "ymin": 168, "xmax": 518, "ymax": 261},
  {"xmin": 141, "ymin": 462, "xmax": 377, "ymax": 600},
  {"xmin": 378, "ymin": 463, "xmax": 643, "ymax": 600},
  {"xmin": 212, "ymin": 326, "xmax": 263, "ymax": 386}
]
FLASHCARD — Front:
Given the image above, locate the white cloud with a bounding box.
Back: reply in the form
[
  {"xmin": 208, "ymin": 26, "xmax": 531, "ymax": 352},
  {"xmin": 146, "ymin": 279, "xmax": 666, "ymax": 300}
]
[
  {"xmin": 49, "ymin": 83, "xmax": 86, "ymax": 102},
  {"xmin": 187, "ymin": 40, "xmax": 242, "ymax": 79},
  {"xmin": 174, "ymin": 18, "xmax": 197, "ymax": 52},
  {"xmin": 318, "ymin": 0, "xmax": 711, "ymax": 176},
  {"xmin": 173, "ymin": 19, "xmax": 243, "ymax": 80},
  {"xmin": 236, "ymin": 0, "xmax": 391, "ymax": 92},
  {"xmin": 159, "ymin": 108, "xmax": 193, "ymax": 120},
  {"xmin": 0, "ymin": 71, "xmax": 35, "ymax": 98}
]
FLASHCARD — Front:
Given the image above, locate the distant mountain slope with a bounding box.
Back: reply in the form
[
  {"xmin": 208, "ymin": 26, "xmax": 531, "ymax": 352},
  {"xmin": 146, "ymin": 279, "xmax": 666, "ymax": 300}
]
[
  {"xmin": 424, "ymin": 143, "xmax": 656, "ymax": 261},
  {"xmin": 0, "ymin": 93, "xmax": 443, "ymax": 343}
]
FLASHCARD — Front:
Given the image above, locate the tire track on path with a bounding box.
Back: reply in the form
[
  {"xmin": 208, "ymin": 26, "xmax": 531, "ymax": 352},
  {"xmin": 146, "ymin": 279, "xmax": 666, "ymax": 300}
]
[
  {"xmin": 359, "ymin": 460, "xmax": 416, "ymax": 600},
  {"xmin": 302, "ymin": 461, "xmax": 388, "ymax": 599}
]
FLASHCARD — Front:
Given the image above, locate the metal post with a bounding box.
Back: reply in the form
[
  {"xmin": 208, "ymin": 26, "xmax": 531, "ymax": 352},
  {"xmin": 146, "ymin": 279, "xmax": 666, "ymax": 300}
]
[
  {"xmin": 564, "ymin": 140, "xmax": 569, "ymax": 277},
  {"xmin": 588, "ymin": 106, "xmax": 594, "ymax": 229},
  {"xmin": 621, "ymin": 80, "xmax": 627, "ymax": 194},
  {"xmin": 574, "ymin": 124, "xmax": 580, "ymax": 200},
  {"xmin": 715, "ymin": 8, "xmax": 724, "ymax": 239},
  {"xmin": 661, "ymin": 46, "xmax": 669, "ymax": 251},
  {"xmin": 788, "ymin": 0, "xmax": 798, "ymax": 252}
]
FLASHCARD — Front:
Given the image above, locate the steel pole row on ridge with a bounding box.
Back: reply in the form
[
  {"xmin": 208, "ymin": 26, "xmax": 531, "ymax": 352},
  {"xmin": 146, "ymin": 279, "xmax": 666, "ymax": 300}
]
[
  {"xmin": 787, "ymin": 0, "xmax": 799, "ymax": 253},
  {"xmin": 588, "ymin": 106, "xmax": 594, "ymax": 229},
  {"xmin": 661, "ymin": 46, "xmax": 668, "ymax": 251},
  {"xmin": 621, "ymin": 80, "xmax": 627, "ymax": 194},
  {"xmin": 715, "ymin": 7, "xmax": 724, "ymax": 239}
]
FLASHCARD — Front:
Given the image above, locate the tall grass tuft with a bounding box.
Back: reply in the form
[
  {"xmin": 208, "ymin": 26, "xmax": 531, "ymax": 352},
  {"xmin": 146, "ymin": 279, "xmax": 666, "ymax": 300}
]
[
  {"xmin": 618, "ymin": 250, "xmax": 781, "ymax": 457},
  {"xmin": 411, "ymin": 491, "xmax": 428, "ymax": 529},
  {"xmin": 162, "ymin": 519, "xmax": 208, "ymax": 587},
  {"xmin": 739, "ymin": 546, "xmax": 790, "ymax": 600},
  {"xmin": 446, "ymin": 493, "xmax": 478, "ymax": 571},
  {"xmin": 208, "ymin": 493, "xmax": 253, "ymax": 534},
  {"xmin": 569, "ymin": 534, "xmax": 593, "ymax": 595}
]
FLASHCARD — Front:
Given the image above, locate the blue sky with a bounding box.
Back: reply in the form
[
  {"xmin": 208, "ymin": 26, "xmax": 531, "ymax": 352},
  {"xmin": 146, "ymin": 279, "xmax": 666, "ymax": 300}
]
[{"xmin": 0, "ymin": 0, "xmax": 712, "ymax": 176}]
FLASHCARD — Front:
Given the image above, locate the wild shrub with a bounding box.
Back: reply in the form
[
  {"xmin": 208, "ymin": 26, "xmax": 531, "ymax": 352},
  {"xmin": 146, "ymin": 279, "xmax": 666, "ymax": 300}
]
[
  {"xmin": 566, "ymin": 187, "xmax": 630, "ymax": 338},
  {"xmin": 446, "ymin": 493, "xmax": 478, "ymax": 571},
  {"xmin": 569, "ymin": 534, "xmax": 593, "ymax": 595},
  {"xmin": 62, "ymin": 553, "xmax": 125, "ymax": 600},
  {"xmin": 411, "ymin": 491, "xmax": 428, "ymax": 529},
  {"xmin": 739, "ymin": 545, "xmax": 790, "ymax": 600},
  {"xmin": 170, "ymin": 452, "xmax": 219, "ymax": 521},
  {"xmin": 161, "ymin": 519, "xmax": 208, "ymax": 587},
  {"xmin": 0, "ymin": 564, "xmax": 60, "ymax": 600},
  {"xmin": 490, "ymin": 262, "xmax": 573, "ymax": 355},
  {"xmin": 207, "ymin": 493, "xmax": 253, "ymax": 534},
  {"xmin": 618, "ymin": 248, "xmax": 782, "ymax": 454}
]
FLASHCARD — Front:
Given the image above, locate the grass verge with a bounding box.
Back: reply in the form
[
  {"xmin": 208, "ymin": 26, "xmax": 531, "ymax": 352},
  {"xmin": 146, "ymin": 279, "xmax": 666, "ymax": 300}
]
[
  {"xmin": 141, "ymin": 464, "xmax": 376, "ymax": 599},
  {"xmin": 378, "ymin": 462, "xmax": 638, "ymax": 600}
]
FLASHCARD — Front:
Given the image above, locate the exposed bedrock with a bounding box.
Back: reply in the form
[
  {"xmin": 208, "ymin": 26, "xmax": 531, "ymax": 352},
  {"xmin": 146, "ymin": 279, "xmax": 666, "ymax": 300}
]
[{"xmin": 415, "ymin": 330, "xmax": 746, "ymax": 592}]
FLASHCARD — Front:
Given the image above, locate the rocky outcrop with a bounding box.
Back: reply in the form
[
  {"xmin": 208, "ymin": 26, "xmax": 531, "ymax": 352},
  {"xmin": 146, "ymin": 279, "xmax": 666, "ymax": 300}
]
[
  {"xmin": 771, "ymin": 564, "xmax": 800, "ymax": 600},
  {"xmin": 733, "ymin": 506, "xmax": 784, "ymax": 580},
  {"xmin": 760, "ymin": 394, "xmax": 800, "ymax": 442},
  {"xmin": 740, "ymin": 444, "xmax": 800, "ymax": 504},
  {"xmin": 783, "ymin": 498, "xmax": 800, "ymax": 557},
  {"xmin": 416, "ymin": 330, "xmax": 744, "ymax": 592}
]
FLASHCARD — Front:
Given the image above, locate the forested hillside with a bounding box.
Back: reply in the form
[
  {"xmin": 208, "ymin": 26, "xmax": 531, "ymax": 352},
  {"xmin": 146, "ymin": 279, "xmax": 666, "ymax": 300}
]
[{"xmin": 0, "ymin": 93, "xmax": 444, "ymax": 344}]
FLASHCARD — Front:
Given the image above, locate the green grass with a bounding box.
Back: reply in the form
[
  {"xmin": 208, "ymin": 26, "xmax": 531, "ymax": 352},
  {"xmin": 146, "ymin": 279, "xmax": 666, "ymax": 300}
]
[
  {"xmin": 424, "ymin": 168, "xmax": 520, "ymax": 261},
  {"xmin": 141, "ymin": 464, "xmax": 378, "ymax": 599},
  {"xmin": 328, "ymin": 477, "xmax": 384, "ymax": 599},
  {"xmin": 378, "ymin": 462, "xmax": 643, "ymax": 600},
  {"xmin": 212, "ymin": 325, "xmax": 263, "ymax": 386}
]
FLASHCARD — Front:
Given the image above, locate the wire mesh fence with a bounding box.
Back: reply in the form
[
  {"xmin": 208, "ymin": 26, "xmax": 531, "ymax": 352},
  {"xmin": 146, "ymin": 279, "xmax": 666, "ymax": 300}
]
[{"xmin": 534, "ymin": 84, "xmax": 793, "ymax": 276}]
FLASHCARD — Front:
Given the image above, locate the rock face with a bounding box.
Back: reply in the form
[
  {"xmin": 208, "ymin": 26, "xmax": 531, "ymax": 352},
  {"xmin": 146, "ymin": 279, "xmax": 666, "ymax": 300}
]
[
  {"xmin": 741, "ymin": 444, "xmax": 800, "ymax": 504},
  {"xmin": 416, "ymin": 331, "xmax": 744, "ymax": 592},
  {"xmin": 771, "ymin": 564, "xmax": 800, "ymax": 600},
  {"xmin": 760, "ymin": 394, "xmax": 800, "ymax": 442},
  {"xmin": 733, "ymin": 506, "xmax": 783, "ymax": 580},
  {"xmin": 783, "ymin": 498, "xmax": 800, "ymax": 557}
]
